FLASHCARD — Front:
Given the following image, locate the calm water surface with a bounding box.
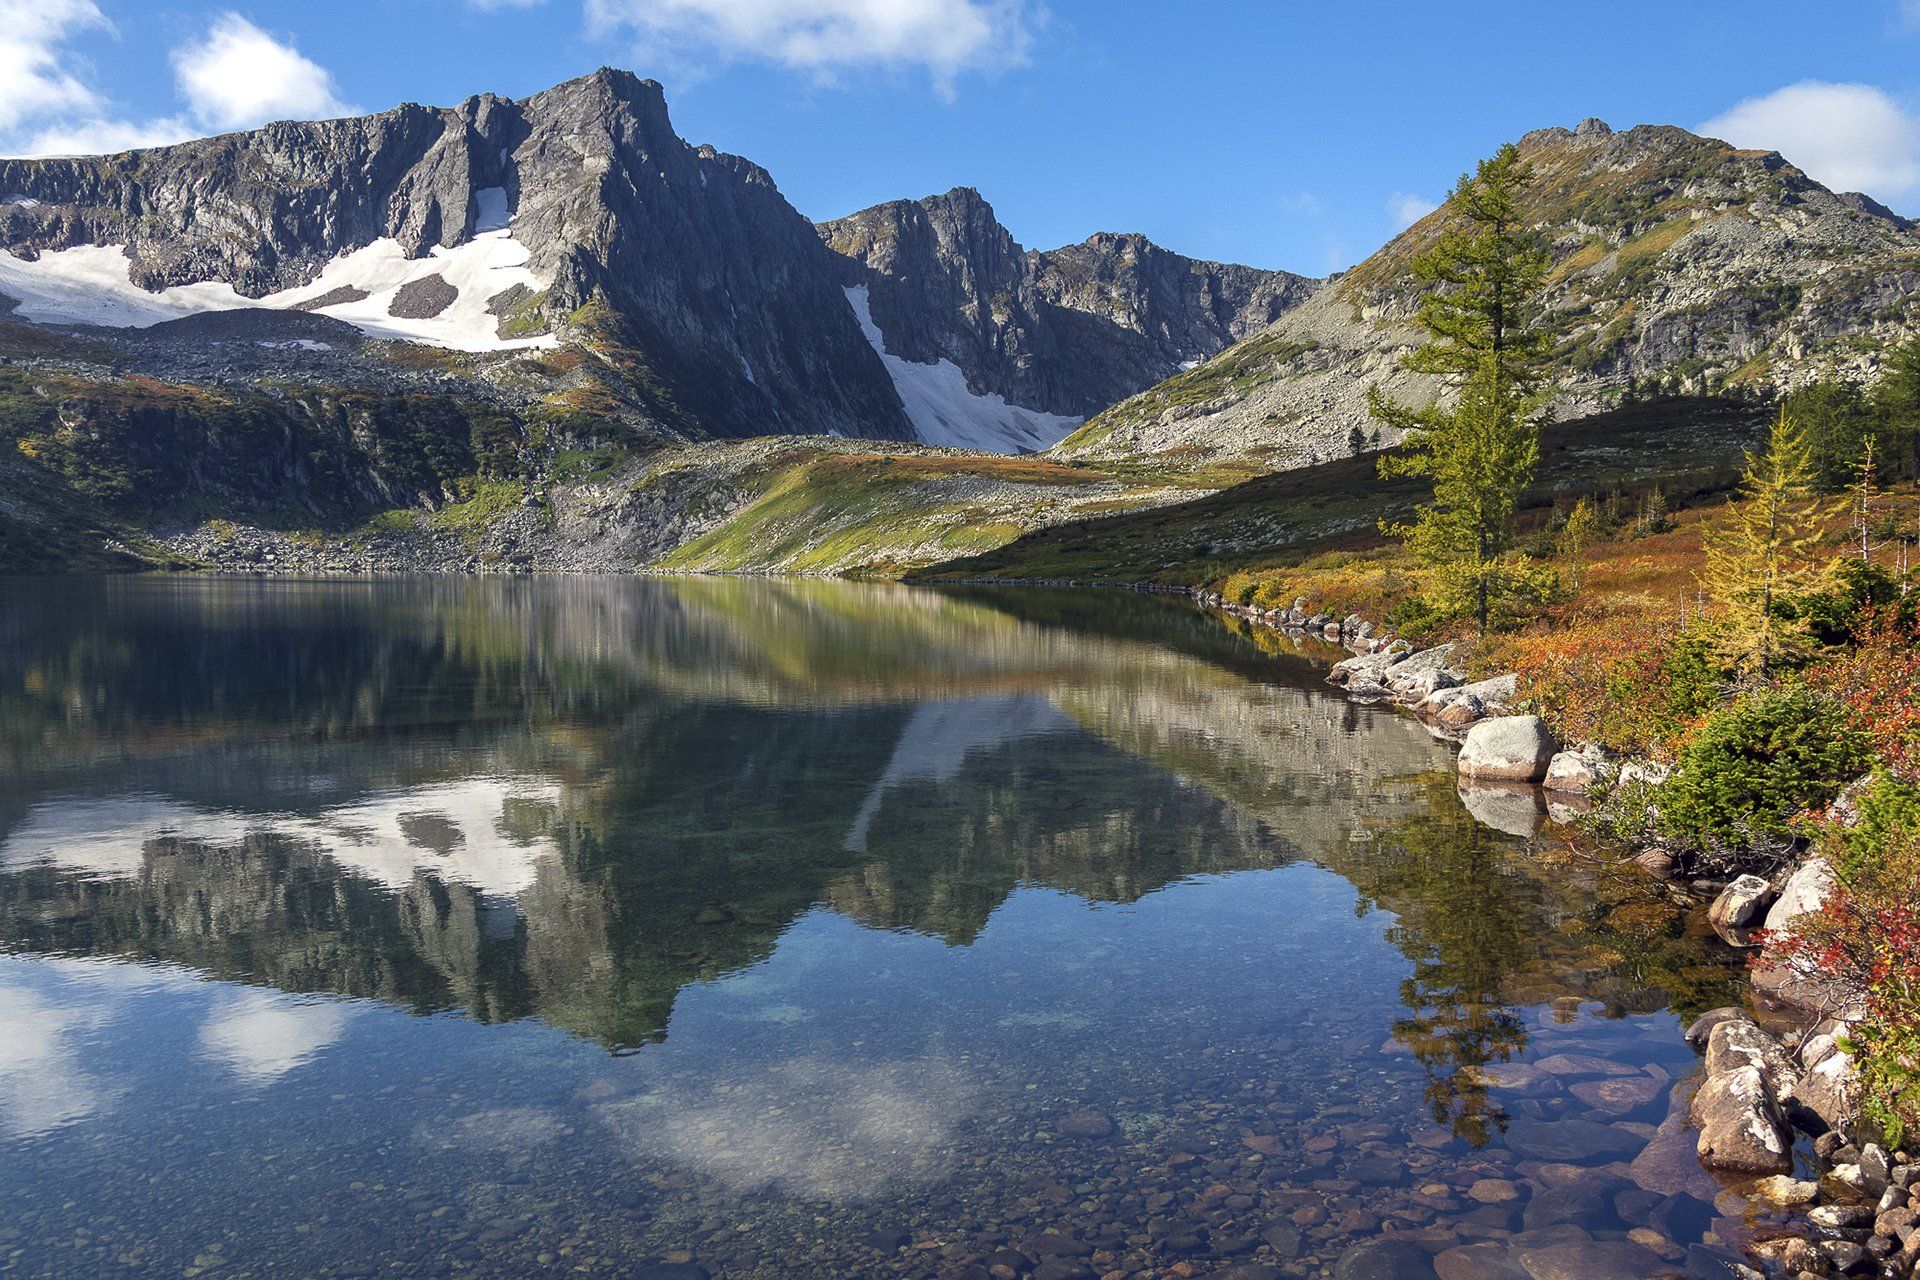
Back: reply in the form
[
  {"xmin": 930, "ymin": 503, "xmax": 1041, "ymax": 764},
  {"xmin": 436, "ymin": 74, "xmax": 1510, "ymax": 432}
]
[{"xmin": 0, "ymin": 577, "xmax": 1761, "ymax": 1279}]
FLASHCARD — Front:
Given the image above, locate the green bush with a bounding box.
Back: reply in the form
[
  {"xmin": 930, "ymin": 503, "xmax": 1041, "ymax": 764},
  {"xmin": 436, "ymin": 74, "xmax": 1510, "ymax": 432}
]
[
  {"xmin": 1803, "ymin": 559, "xmax": 1915, "ymax": 644},
  {"xmin": 1659, "ymin": 686, "xmax": 1870, "ymax": 858},
  {"xmin": 1832, "ymin": 768, "xmax": 1920, "ymax": 885},
  {"xmin": 1641, "ymin": 626, "xmax": 1728, "ymax": 740}
]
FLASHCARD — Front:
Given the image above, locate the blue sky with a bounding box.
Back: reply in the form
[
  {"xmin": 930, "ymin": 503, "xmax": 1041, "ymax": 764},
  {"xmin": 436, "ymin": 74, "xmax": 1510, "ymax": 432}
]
[{"xmin": 5, "ymin": 1, "xmax": 1919, "ymax": 274}]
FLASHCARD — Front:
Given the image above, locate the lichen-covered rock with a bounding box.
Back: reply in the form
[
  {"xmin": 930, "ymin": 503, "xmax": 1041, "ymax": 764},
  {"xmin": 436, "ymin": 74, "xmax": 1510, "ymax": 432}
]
[
  {"xmin": 1763, "ymin": 857, "xmax": 1834, "ymax": 934},
  {"xmin": 1786, "ymin": 1020, "xmax": 1861, "ymax": 1132},
  {"xmin": 1434, "ymin": 696, "xmax": 1487, "ymax": 734},
  {"xmin": 1704, "ymin": 1019, "xmax": 1798, "ymax": 1097},
  {"xmin": 1458, "ymin": 716, "xmax": 1560, "ymax": 783},
  {"xmin": 1685, "ymin": 1007, "xmax": 1749, "ymax": 1048},
  {"xmin": 1543, "ymin": 748, "xmax": 1615, "ymax": 796},
  {"xmin": 1456, "ymin": 673, "xmax": 1517, "ymax": 714},
  {"xmin": 1379, "ymin": 644, "xmax": 1457, "ymax": 696},
  {"xmin": 1691, "ymin": 1063, "xmax": 1792, "ymax": 1173},
  {"xmin": 1331, "ymin": 649, "xmax": 1401, "ymax": 687}
]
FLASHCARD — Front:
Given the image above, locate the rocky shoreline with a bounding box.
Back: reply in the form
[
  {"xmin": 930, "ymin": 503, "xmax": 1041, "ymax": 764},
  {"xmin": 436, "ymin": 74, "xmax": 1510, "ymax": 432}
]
[{"xmin": 1190, "ymin": 588, "xmax": 1911, "ymax": 1280}]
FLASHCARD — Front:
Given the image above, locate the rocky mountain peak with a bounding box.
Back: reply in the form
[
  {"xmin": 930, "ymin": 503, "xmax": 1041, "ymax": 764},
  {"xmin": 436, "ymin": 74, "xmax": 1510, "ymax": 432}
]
[
  {"xmin": 1058, "ymin": 118, "xmax": 1920, "ymax": 476},
  {"xmin": 820, "ymin": 190, "xmax": 1320, "ymax": 421},
  {"xmin": 0, "ymin": 69, "xmax": 915, "ymax": 443}
]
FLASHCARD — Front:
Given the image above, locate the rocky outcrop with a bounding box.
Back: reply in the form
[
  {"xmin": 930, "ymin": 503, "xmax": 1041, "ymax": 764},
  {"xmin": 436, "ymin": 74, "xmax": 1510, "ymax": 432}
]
[
  {"xmin": 1690, "ymin": 1025, "xmax": 1793, "ymax": 1174},
  {"xmin": 1542, "ymin": 746, "xmax": 1614, "ymax": 796},
  {"xmin": 1763, "ymin": 856, "xmax": 1835, "ymax": 934},
  {"xmin": 819, "ymin": 187, "xmax": 1318, "ymax": 419},
  {"xmin": 1056, "ymin": 118, "xmax": 1920, "ymax": 472},
  {"xmin": 1786, "ymin": 1019, "xmax": 1861, "ymax": 1132},
  {"xmin": 1458, "ymin": 716, "xmax": 1560, "ymax": 783}
]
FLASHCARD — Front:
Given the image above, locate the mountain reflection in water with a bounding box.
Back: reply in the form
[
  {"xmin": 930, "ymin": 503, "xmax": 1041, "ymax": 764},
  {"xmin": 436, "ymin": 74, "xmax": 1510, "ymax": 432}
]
[{"xmin": 0, "ymin": 576, "xmax": 1749, "ymax": 1279}]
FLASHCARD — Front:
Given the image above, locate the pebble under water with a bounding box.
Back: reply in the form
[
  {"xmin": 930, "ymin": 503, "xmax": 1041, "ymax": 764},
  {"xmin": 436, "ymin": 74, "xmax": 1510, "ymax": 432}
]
[{"xmin": 0, "ymin": 576, "xmax": 1786, "ymax": 1279}]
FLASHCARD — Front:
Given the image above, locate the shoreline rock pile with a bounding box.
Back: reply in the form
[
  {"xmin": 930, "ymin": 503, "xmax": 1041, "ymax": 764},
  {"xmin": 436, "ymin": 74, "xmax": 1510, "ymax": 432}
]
[
  {"xmin": 1200, "ymin": 590, "xmax": 1900, "ymax": 1278},
  {"xmin": 1686, "ymin": 1008, "xmax": 1916, "ymax": 1279}
]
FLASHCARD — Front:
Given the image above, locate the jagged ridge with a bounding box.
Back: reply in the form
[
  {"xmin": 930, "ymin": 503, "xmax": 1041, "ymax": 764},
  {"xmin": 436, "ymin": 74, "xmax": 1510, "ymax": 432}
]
[{"xmin": 820, "ymin": 186, "xmax": 1319, "ymax": 419}]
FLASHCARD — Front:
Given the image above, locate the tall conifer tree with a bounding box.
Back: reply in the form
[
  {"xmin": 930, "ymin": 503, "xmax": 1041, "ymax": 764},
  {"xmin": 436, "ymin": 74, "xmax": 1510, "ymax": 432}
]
[{"xmin": 1369, "ymin": 144, "xmax": 1551, "ymax": 633}]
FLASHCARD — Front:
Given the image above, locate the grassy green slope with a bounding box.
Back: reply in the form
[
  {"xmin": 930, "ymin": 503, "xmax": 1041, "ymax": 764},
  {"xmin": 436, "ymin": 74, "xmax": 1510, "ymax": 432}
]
[
  {"xmin": 657, "ymin": 449, "xmax": 1182, "ymax": 575},
  {"xmin": 922, "ymin": 398, "xmax": 1769, "ymax": 585}
]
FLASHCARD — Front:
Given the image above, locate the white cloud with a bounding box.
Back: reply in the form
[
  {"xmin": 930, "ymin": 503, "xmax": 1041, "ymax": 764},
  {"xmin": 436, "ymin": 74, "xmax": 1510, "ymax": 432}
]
[
  {"xmin": 0, "ymin": 0, "xmax": 108, "ymax": 131},
  {"xmin": 172, "ymin": 13, "xmax": 351, "ymax": 132},
  {"xmin": 2, "ymin": 9, "xmax": 350, "ymax": 158},
  {"xmin": 585, "ymin": 0, "xmax": 1037, "ymax": 93},
  {"xmin": 1699, "ymin": 81, "xmax": 1920, "ymax": 202},
  {"xmin": 0, "ymin": 975, "xmax": 110, "ymax": 1138},
  {"xmin": 20, "ymin": 116, "xmax": 196, "ymax": 158},
  {"xmin": 1387, "ymin": 192, "xmax": 1440, "ymax": 231},
  {"xmin": 599, "ymin": 1053, "xmax": 979, "ymax": 1200}
]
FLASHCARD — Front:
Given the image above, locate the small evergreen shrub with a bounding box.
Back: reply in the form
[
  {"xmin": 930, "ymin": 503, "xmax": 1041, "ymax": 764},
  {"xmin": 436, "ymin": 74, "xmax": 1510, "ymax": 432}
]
[{"xmin": 1659, "ymin": 686, "xmax": 1869, "ymax": 858}]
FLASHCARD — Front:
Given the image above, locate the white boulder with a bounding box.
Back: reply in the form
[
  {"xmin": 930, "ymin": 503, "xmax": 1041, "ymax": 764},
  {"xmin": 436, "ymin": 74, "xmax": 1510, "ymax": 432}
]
[
  {"xmin": 1762, "ymin": 857, "xmax": 1834, "ymax": 934},
  {"xmin": 1543, "ymin": 748, "xmax": 1616, "ymax": 796},
  {"xmin": 1458, "ymin": 715, "xmax": 1560, "ymax": 783}
]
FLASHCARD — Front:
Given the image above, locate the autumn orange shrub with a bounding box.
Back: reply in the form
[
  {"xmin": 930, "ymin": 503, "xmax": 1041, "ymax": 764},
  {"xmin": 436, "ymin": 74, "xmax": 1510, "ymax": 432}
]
[
  {"xmin": 1497, "ymin": 607, "xmax": 1724, "ymax": 757},
  {"xmin": 1808, "ymin": 615, "xmax": 1920, "ymax": 780}
]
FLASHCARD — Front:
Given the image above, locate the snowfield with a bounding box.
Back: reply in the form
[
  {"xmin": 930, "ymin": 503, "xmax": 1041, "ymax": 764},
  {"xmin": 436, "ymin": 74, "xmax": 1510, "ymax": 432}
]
[
  {"xmin": 0, "ymin": 187, "xmax": 553, "ymax": 353},
  {"xmin": 843, "ymin": 285, "xmax": 1081, "ymax": 454}
]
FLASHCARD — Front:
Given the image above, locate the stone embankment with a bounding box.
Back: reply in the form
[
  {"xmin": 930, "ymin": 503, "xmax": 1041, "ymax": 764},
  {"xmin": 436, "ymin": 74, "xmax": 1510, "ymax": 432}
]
[{"xmin": 1197, "ymin": 590, "xmax": 1897, "ymax": 1276}]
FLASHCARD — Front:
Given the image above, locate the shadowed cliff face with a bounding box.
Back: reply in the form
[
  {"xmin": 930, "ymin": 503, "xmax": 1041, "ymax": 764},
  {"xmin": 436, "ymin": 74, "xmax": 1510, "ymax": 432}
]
[
  {"xmin": 821, "ymin": 187, "xmax": 1320, "ymax": 418},
  {"xmin": 0, "ymin": 576, "xmax": 1741, "ymax": 1059}
]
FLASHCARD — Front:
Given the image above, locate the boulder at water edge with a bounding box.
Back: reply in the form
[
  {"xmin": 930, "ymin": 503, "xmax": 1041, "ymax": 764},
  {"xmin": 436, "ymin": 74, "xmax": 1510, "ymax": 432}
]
[
  {"xmin": 1703, "ymin": 1019, "xmax": 1798, "ymax": 1096},
  {"xmin": 1458, "ymin": 716, "xmax": 1559, "ymax": 783},
  {"xmin": 1762, "ymin": 857, "xmax": 1833, "ymax": 934},
  {"xmin": 1786, "ymin": 1021, "xmax": 1861, "ymax": 1132},
  {"xmin": 1542, "ymin": 748, "xmax": 1613, "ymax": 795},
  {"xmin": 1706, "ymin": 874, "xmax": 1775, "ymax": 945},
  {"xmin": 1691, "ymin": 1064, "xmax": 1792, "ymax": 1173}
]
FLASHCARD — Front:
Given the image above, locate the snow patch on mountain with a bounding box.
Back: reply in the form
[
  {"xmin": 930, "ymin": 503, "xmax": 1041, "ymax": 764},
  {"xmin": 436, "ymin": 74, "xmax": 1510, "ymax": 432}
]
[
  {"xmin": 842, "ymin": 285, "xmax": 1080, "ymax": 454},
  {"xmin": 0, "ymin": 220, "xmax": 554, "ymax": 353}
]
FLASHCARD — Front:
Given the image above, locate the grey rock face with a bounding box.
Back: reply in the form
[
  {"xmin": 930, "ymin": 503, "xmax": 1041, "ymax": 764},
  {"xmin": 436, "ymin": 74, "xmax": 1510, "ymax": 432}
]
[
  {"xmin": 0, "ymin": 69, "xmax": 914, "ymax": 444},
  {"xmin": 1691, "ymin": 1063, "xmax": 1792, "ymax": 1174},
  {"xmin": 1706, "ymin": 874, "xmax": 1775, "ymax": 944},
  {"xmin": 1704, "ymin": 1019, "xmax": 1798, "ymax": 1098},
  {"xmin": 1458, "ymin": 716, "xmax": 1560, "ymax": 783},
  {"xmin": 1543, "ymin": 747, "xmax": 1614, "ymax": 796},
  {"xmin": 1763, "ymin": 857, "xmax": 1834, "ymax": 934},
  {"xmin": 820, "ymin": 187, "xmax": 1319, "ymax": 417},
  {"xmin": 1787, "ymin": 1022, "xmax": 1860, "ymax": 1132}
]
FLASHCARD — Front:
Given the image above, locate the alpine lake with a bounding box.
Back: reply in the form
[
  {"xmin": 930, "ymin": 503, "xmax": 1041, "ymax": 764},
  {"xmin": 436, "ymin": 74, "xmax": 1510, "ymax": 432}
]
[{"xmin": 0, "ymin": 576, "xmax": 1800, "ymax": 1279}]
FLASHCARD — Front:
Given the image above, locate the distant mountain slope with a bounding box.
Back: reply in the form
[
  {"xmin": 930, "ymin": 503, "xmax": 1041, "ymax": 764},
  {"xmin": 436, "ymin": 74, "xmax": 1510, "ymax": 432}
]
[
  {"xmin": 1056, "ymin": 118, "xmax": 1920, "ymax": 473},
  {"xmin": 820, "ymin": 187, "xmax": 1319, "ymax": 448},
  {"xmin": 0, "ymin": 69, "xmax": 914, "ymax": 444},
  {"xmin": 0, "ymin": 71, "xmax": 1327, "ymax": 458}
]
